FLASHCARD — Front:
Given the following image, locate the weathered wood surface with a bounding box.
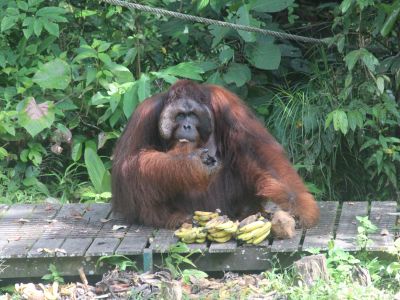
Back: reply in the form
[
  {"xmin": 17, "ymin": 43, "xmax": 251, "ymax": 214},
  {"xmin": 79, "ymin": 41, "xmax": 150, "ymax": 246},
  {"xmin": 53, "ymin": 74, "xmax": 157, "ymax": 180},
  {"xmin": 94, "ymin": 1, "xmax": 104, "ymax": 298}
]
[
  {"xmin": 302, "ymin": 201, "xmax": 338, "ymax": 251},
  {"xmin": 0, "ymin": 201, "xmax": 397, "ymax": 278},
  {"xmin": 335, "ymin": 202, "xmax": 368, "ymax": 251},
  {"xmin": 367, "ymin": 201, "xmax": 397, "ymax": 251}
]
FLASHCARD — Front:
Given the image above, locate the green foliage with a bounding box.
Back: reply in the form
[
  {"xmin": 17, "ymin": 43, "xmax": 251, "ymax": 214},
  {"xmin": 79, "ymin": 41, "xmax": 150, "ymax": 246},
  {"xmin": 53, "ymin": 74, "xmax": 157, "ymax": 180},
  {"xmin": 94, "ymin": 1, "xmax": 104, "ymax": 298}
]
[
  {"xmin": 356, "ymin": 216, "xmax": 378, "ymax": 249},
  {"xmin": 97, "ymin": 255, "xmax": 138, "ymax": 271},
  {"xmin": 0, "ymin": 0, "xmax": 398, "ymax": 203},
  {"xmin": 163, "ymin": 242, "xmax": 202, "ymax": 279},
  {"xmin": 41, "ymin": 263, "xmax": 64, "ymax": 284}
]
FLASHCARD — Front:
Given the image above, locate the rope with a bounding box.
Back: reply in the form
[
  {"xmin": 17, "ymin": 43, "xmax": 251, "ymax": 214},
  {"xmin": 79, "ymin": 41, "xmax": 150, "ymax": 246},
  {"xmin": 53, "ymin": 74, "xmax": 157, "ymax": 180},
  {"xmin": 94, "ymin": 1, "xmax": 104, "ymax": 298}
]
[{"xmin": 101, "ymin": 0, "xmax": 329, "ymax": 45}]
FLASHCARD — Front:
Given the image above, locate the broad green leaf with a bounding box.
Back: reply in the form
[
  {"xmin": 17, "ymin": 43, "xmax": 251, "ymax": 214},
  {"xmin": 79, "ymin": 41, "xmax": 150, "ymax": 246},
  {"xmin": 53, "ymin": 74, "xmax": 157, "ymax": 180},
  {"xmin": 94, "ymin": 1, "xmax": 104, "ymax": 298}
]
[
  {"xmin": 137, "ymin": 74, "xmax": 150, "ymax": 102},
  {"xmin": 36, "ymin": 7, "xmax": 66, "ymax": 17},
  {"xmin": 340, "ymin": 0, "xmax": 354, "ymax": 13},
  {"xmin": 209, "ymin": 25, "xmax": 230, "ymax": 48},
  {"xmin": 1, "ymin": 16, "xmax": 18, "ymax": 32},
  {"xmin": 17, "ymin": 1, "xmax": 29, "ymax": 11},
  {"xmin": 71, "ymin": 136, "xmax": 85, "ymax": 161},
  {"xmin": 344, "ymin": 50, "xmax": 360, "ymax": 71},
  {"xmin": 197, "ymin": 0, "xmax": 209, "ymax": 11},
  {"xmin": 361, "ymin": 50, "xmax": 379, "ymax": 72},
  {"xmin": 219, "ymin": 46, "xmax": 234, "ymax": 64},
  {"xmin": 108, "ymin": 63, "xmax": 133, "ymax": 83},
  {"xmin": 17, "ymin": 97, "xmax": 55, "ymax": 137},
  {"xmin": 33, "ymin": 18, "xmax": 43, "ymax": 36},
  {"xmin": 163, "ymin": 62, "xmax": 204, "ymax": 80},
  {"xmin": 0, "ymin": 147, "xmax": 8, "ymax": 160},
  {"xmin": 245, "ymin": 39, "xmax": 281, "ymax": 70},
  {"xmin": 123, "ymin": 83, "xmax": 138, "ymax": 118},
  {"xmin": 376, "ymin": 77, "xmax": 384, "ymax": 94},
  {"xmin": 332, "ymin": 110, "xmax": 348, "ymax": 135},
  {"xmin": 98, "ymin": 42, "xmax": 111, "ymax": 52},
  {"xmin": 249, "ymin": 0, "xmax": 294, "ymax": 12},
  {"xmin": 33, "ymin": 58, "xmax": 71, "ymax": 89},
  {"xmin": 223, "ymin": 63, "xmax": 251, "ymax": 87},
  {"xmin": 98, "ymin": 53, "xmax": 112, "ymax": 65},
  {"xmin": 44, "ymin": 21, "xmax": 59, "ymax": 37},
  {"xmin": 236, "ymin": 5, "xmax": 256, "ymax": 42},
  {"xmin": 84, "ymin": 140, "xmax": 111, "ymax": 193}
]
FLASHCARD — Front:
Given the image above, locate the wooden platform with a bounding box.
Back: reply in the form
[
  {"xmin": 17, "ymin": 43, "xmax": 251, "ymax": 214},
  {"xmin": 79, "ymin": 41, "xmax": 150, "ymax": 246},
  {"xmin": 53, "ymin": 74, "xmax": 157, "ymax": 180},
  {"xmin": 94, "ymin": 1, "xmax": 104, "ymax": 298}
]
[{"xmin": 0, "ymin": 201, "xmax": 398, "ymax": 279}]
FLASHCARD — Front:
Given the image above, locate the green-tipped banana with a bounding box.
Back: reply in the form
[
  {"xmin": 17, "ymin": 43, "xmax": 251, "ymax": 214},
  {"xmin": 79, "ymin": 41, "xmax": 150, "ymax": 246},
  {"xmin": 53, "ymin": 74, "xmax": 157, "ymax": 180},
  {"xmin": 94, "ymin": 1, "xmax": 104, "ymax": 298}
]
[
  {"xmin": 237, "ymin": 222, "xmax": 271, "ymax": 242},
  {"xmin": 205, "ymin": 216, "xmax": 226, "ymax": 229},
  {"xmin": 194, "ymin": 211, "xmax": 215, "ymax": 216},
  {"xmin": 213, "ymin": 235, "xmax": 232, "ymax": 243},
  {"xmin": 182, "ymin": 237, "xmax": 196, "ymax": 243},
  {"xmin": 215, "ymin": 220, "xmax": 234, "ymax": 230},
  {"xmin": 251, "ymin": 230, "xmax": 270, "ymax": 245},
  {"xmin": 175, "ymin": 229, "xmax": 197, "ymax": 240},
  {"xmin": 223, "ymin": 221, "xmax": 239, "ymax": 233},
  {"xmin": 250, "ymin": 221, "xmax": 271, "ymax": 237},
  {"xmin": 238, "ymin": 220, "xmax": 266, "ymax": 233},
  {"xmin": 209, "ymin": 230, "xmax": 231, "ymax": 239},
  {"xmin": 195, "ymin": 238, "xmax": 206, "ymax": 243},
  {"xmin": 237, "ymin": 231, "xmax": 254, "ymax": 241},
  {"xmin": 193, "ymin": 212, "xmax": 219, "ymax": 221}
]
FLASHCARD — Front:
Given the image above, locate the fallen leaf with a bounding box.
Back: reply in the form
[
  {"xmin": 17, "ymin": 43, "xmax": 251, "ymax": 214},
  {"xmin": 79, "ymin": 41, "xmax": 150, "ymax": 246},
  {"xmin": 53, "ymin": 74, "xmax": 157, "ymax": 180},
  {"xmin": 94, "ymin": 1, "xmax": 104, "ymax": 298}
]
[
  {"xmin": 112, "ymin": 225, "xmax": 127, "ymax": 231},
  {"xmin": 18, "ymin": 218, "xmax": 30, "ymax": 224},
  {"xmin": 380, "ymin": 229, "xmax": 389, "ymax": 236}
]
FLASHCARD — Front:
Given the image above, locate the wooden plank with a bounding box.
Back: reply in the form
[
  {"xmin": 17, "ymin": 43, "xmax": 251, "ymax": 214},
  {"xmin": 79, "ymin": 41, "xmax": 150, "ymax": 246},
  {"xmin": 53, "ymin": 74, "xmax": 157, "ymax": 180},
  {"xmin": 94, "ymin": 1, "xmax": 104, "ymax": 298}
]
[
  {"xmin": 1, "ymin": 204, "xmax": 35, "ymax": 219},
  {"xmin": 27, "ymin": 238, "xmax": 65, "ymax": 258},
  {"xmin": 271, "ymin": 229, "xmax": 303, "ymax": 252},
  {"xmin": 30, "ymin": 203, "xmax": 61, "ymax": 219},
  {"xmin": 302, "ymin": 202, "xmax": 338, "ymax": 251},
  {"xmin": 0, "ymin": 204, "xmax": 10, "ymax": 219},
  {"xmin": 85, "ymin": 237, "xmax": 120, "ymax": 256},
  {"xmin": 115, "ymin": 236, "xmax": 149, "ymax": 255},
  {"xmin": 367, "ymin": 201, "xmax": 397, "ymax": 251},
  {"xmin": 96, "ymin": 217, "xmax": 132, "ymax": 238},
  {"xmin": 209, "ymin": 240, "xmax": 237, "ymax": 253},
  {"xmin": 149, "ymin": 229, "xmax": 178, "ymax": 253},
  {"xmin": 335, "ymin": 202, "xmax": 368, "ymax": 251},
  {"xmin": 58, "ymin": 238, "xmax": 94, "ymax": 257},
  {"xmin": 82, "ymin": 203, "xmax": 112, "ymax": 222},
  {"xmin": 0, "ymin": 239, "xmax": 36, "ymax": 258},
  {"xmin": 54, "ymin": 203, "xmax": 87, "ymax": 219}
]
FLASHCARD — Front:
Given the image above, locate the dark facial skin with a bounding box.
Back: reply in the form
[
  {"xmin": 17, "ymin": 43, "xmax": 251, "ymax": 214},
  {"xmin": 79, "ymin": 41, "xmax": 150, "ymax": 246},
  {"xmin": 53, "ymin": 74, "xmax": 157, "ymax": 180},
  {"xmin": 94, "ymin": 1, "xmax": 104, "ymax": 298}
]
[
  {"xmin": 174, "ymin": 111, "xmax": 200, "ymax": 142},
  {"xmin": 159, "ymin": 98, "xmax": 213, "ymax": 145}
]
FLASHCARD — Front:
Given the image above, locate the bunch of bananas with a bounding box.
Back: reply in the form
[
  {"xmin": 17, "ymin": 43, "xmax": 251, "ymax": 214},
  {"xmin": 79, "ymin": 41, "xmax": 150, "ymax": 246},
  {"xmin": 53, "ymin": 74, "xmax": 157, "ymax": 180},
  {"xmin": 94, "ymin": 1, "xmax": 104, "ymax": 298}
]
[
  {"xmin": 174, "ymin": 223, "xmax": 207, "ymax": 243},
  {"xmin": 205, "ymin": 216, "xmax": 238, "ymax": 243},
  {"xmin": 236, "ymin": 213, "xmax": 272, "ymax": 245},
  {"xmin": 193, "ymin": 210, "xmax": 220, "ymax": 226}
]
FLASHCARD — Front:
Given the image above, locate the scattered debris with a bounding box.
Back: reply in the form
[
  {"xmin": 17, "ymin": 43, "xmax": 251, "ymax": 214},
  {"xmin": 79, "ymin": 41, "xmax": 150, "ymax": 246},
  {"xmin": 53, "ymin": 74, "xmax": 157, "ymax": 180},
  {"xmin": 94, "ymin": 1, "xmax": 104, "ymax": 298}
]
[
  {"xmin": 11, "ymin": 270, "xmax": 277, "ymax": 299},
  {"xmin": 112, "ymin": 225, "xmax": 128, "ymax": 231}
]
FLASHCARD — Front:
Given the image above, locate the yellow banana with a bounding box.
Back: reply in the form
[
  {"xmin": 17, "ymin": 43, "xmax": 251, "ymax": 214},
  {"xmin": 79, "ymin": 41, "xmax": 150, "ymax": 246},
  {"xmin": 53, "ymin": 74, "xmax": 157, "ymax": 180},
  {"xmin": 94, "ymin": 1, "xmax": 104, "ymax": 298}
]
[
  {"xmin": 205, "ymin": 216, "xmax": 226, "ymax": 229},
  {"xmin": 196, "ymin": 229, "xmax": 207, "ymax": 239},
  {"xmin": 215, "ymin": 220, "xmax": 234, "ymax": 230},
  {"xmin": 194, "ymin": 211, "xmax": 214, "ymax": 216},
  {"xmin": 238, "ymin": 220, "xmax": 266, "ymax": 233},
  {"xmin": 237, "ymin": 222, "xmax": 271, "ymax": 242},
  {"xmin": 223, "ymin": 221, "xmax": 239, "ymax": 234},
  {"xmin": 251, "ymin": 230, "xmax": 270, "ymax": 245},
  {"xmin": 250, "ymin": 222, "xmax": 271, "ymax": 237},
  {"xmin": 175, "ymin": 229, "xmax": 197, "ymax": 240},
  {"xmin": 193, "ymin": 213, "xmax": 219, "ymax": 221},
  {"xmin": 195, "ymin": 238, "xmax": 206, "ymax": 243},
  {"xmin": 182, "ymin": 237, "xmax": 196, "ymax": 243},
  {"xmin": 212, "ymin": 235, "xmax": 232, "ymax": 243},
  {"xmin": 209, "ymin": 230, "xmax": 231, "ymax": 239},
  {"xmin": 237, "ymin": 231, "xmax": 254, "ymax": 241}
]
